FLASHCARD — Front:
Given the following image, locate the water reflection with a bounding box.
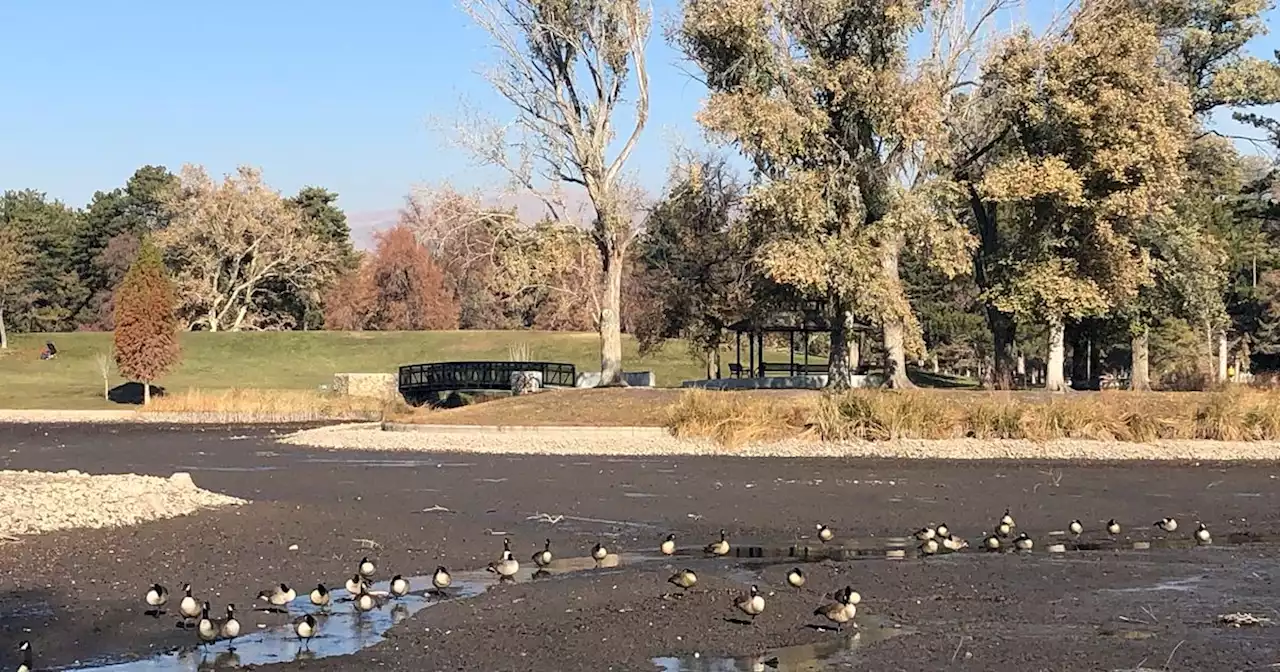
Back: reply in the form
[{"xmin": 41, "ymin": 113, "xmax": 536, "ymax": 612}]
[{"xmin": 652, "ymin": 619, "xmax": 910, "ymax": 672}]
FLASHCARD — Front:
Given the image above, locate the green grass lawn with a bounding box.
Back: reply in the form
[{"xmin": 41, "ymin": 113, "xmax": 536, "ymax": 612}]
[{"xmin": 0, "ymin": 331, "xmax": 768, "ymax": 409}]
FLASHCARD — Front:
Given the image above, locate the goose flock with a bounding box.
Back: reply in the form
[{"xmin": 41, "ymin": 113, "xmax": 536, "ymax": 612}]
[{"xmin": 9, "ymin": 508, "xmax": 1219, "ymax": 670}]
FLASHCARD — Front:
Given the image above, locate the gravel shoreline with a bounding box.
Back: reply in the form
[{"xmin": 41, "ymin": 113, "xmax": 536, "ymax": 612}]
[
  {"xmin": 0, "ymin": 470, "xmax": 247, "ymax": 538},
  {"xmin": 281, "ymin": 423, "xmax": 1280, "ymax": 460}
]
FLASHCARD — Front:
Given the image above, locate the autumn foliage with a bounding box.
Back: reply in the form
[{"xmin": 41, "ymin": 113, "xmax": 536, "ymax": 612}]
[
  {"xmin": 112, "ymin": 238, "xmax": 180, "ymax": 401},
  {"xmin": 324, "ymin": 225, "xmax": 459, "ymax": 330}
]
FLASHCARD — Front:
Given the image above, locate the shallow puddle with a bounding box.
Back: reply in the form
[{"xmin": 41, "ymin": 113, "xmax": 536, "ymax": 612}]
[
  {"xmin": 651, "ymin": 616, "xmax": 912, "ymax": 672},
  {"xmin": 62, "ymin": 553, "xmax": 651, "ymax": 671},
  {"xmin": 43, "ymin": 527, "xmax": 1280, "ymax": 670}
]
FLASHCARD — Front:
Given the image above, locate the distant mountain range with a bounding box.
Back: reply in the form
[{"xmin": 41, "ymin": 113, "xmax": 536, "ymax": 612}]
[{"xmin": 346, "ymin": 187, "xmax": 639, "ymax": 250}]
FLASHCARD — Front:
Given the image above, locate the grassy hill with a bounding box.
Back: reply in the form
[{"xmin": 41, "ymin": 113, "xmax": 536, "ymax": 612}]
[{"xmin": 0, "ymin": 331, "xmax": 735, "ymax": 409}]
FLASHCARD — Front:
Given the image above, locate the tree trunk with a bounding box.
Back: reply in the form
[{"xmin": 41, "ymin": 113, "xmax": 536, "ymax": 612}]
[
  {"xmin": 879, "ymin": 237, "xmax": 914, "ymax": 389},
  {"xmin": 1218, "ymin": 330, "xmax": 1228, "ymax": 383},
  {"xmin": 0, "ymin": 306, "xmax": 6, "ymax": 349},
  {"xmin": 143, "ymin": 382, "xmax": 151, "ymax": 405},
  {"xmin": 1130, "ymin": 327, "xmax": 1151, "ymax": 392},
  {"xmin": 231, "ymin": 305, "xmax": 249, "ymax": 332},
  {"xmin": 598, "ymin": 246, "xmax": 626, "ymax": 387},
  {"xmin": 826, "ymin": 298, "xmax": 858, "ymax": 390},
  {"xmin": 931, "ymin": 353, "xmax": 939, "ymax": 373},
  {"xmin": 1046, "ymin": 317, "xmax": 1067, "ymax": 393},
  {"xmin": 705, "ymin": 348, "xmax": 719, "ymax": 380},
  {"xmin": 988, "ymin": 309, "xmax": 1016, "ymax": 389}
]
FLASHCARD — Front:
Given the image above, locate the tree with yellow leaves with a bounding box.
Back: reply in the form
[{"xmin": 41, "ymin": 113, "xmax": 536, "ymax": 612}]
[
  {"xmin": 978, "ymin": 1, "xmax": 1193, "ymax": 392},
  {"xmin": 677, "ymin": 0, "xmax": 1002, "ymax": 388}
]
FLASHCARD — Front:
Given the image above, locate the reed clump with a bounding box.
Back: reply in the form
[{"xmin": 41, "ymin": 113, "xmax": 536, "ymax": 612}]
[
  {"xmin": 665, "ymin": 389, "xmax": 816, "ymax": 448},
  {"xmin": 667, "ymin": 387, "xmax": 1280, "ymax": 445},
  {"xmin": 140, "ymin": 388, "xmax": 397, "ymax": 422}
]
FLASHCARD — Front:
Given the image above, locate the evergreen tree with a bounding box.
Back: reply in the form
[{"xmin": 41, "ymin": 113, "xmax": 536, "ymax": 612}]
[{"xmin": 112, "ymin": 238, "xmax": 180, "ymax": 404}]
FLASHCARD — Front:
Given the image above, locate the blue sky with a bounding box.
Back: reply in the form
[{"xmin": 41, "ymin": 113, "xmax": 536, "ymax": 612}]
[{"xmin": 1, "ymin": 0, "xmax": 1276, "ymax": 232}]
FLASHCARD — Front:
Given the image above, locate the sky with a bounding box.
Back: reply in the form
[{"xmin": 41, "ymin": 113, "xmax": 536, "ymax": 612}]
[{"xmin": 2, "ymin": 1, "xmax": 1277, "ymax": 245}]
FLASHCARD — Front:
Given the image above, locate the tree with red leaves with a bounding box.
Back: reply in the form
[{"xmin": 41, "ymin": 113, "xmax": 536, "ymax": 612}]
[
  {"xmin": 112, "ymin": 238, "xmax": 180, "ymax": 404},
  {"xmin": 323, "ymin": 226, "xmax": 458, "ymax": 330}
]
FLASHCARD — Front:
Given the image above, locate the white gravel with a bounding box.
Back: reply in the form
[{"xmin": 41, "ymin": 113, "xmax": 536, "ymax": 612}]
[
  {"xmin": 281, "ymin": 423, "xmax": 1280, "ymax": 460},
  {"xmin": 0, "ymin": 470, "xmax": 247, "ymax": 538}
]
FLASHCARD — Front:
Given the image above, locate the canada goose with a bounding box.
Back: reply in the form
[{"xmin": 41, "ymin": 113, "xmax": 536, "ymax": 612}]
[
  {"xmin": 984, "ymin": 533, "xmax": 1001, "ymax": 551},
  {"xmin": 1014, "ymin": 533, "xmax": 1033, "ymax": 551},
  {"xmin": 816, "ymin": 524, "xmax": 834, "ymax": 543},
  {"xmin": 1107, "ymin": 519, "xmax": 1121, "ymax": 535},
  {"xmin": 830, "ymin": 586, "xmax": 862, "ymax": 606},
  {"xmin": 358, "ymin": 556, "xmax": 376, "ymax": 578},
  {"xmin": 660, "ymin": 533, "xmax": 676, "ymax": 556},
  {"xmin": 1195, "ymin": 522, "xmax": 1211, "ymax": 544},
  {"xmin": 355, "ymin": 587, "xmax": 382, "ymax": 613},
  {"xmin": 920, "ymin": 538, "xmax": 939, "ymax": 555},
  {"xmin": 178, "ymin": 584, "xmax": 201, "ymax": 629},
  {"xmin": 914, "ymin": 526, "xmax": 936, "ymax": 541},
  {"xmin": 145, "ymin": 583, "xmax": 168, "ymax": 615},
  {"xmin": 345, "ymin": 574, "xmax": 366, "ymax": 595},
  {"xmin": 390, "ymin": 575, "xmax": 409, "ymax": 598},
  {"xmin": 935, "ymin": 523, "xmax": 950, "ymax": 538},
  {"xmin": 294, "ymin": 614, "xmax": 317, "ymax": 648},
  {"xmin": 1068, "ymin": 519, "xmax": 1083, "ymax": 535},
  {"xmin": 16, "ymin": 641, "xmax": 31, "ymax": 672},
  {"xmin": 220, "ymin": 604, "xmax": 240, "ymax": 650},
  {"xmin": 432, "ymin": 566, "xmax": 452, "ymax": 593},
  {"xmin": 487, "ymin": 550, "xmax": 519, "ymax": 579},
  {"xmin": 705, "ymin": 529, "xmax": 730, "ymax": 556},
  {"xmin": 734, "ymin": 585, "xmax": 765, "ymax": 623},
  {"xmin": 1001, "ymin": 509, "xmax": 1016, "ymax": 529},
  {"xmin": 1155, "ymin": 517, "xmax": 1178, "ymax": 533},
  {"xmin": 941, "ymin": 535, "xmax": 968, "ymax": 551},
  {"xmin": 668, "ymin": 568, "xmax": 697, "ymax": 592},
  {"xmin": 814, "ymin": 598, "xmax": 855, "ymax": 631},
  {"xmin": 533, "ymin": 539, "xmax": 553, "ymax": 567},
  {"xmin": 197, "ymin": 601, "xmax": 218, "ymax": 647},
  {"xmin": 310, "ymin": 584, "xmax": 330, "ymax": 609},
  {"xmin": 786, "ymin": 567, "xmax": 805, "ymax": 588},
  {"xmin": 996, "ymin": 521, "xmax": 1012, "ymax": 537},
  {"xmin": 591, "ymin": 542, "xmax": 608, "ymax": 564},
  {"xmin": 257, "ymin": 583, "xmax": 296, "ymax": 611}
]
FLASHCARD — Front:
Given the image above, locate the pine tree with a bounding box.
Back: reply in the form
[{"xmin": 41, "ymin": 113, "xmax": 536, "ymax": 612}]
[{"xmin": 112, "ymin": 238, "xmax": 180, "ymax": 404}]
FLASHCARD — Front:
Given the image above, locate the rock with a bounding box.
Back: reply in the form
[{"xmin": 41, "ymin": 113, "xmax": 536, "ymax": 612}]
[
  {"xmin": 169, "ymin": 472, "xmax": 195, "ymax": 488},
  {"xmin": 64, "ymin": 469, "xmax": 82, "ymax": 477},
  {"xmin": 511, "ymin": 371, "xmax": 543, "ymax": 395}
]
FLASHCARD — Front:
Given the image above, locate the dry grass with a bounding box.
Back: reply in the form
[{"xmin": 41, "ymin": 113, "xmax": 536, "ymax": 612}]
[
  {"xmin": 668, "ymin": 387, "xmax": 1280, "ymax": 445},
  {"xmin": 138, "ymin": 388, "xmax": 400, "ymax": 423},
  {"xmin": 664, "ymin": 390, "xmax": 818, "ymax": 447}
]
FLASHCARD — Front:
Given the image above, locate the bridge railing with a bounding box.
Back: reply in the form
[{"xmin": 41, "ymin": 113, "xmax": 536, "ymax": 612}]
[{"xmin": 397, "ymin": 361, "xmax": 578, "ymax": 403}]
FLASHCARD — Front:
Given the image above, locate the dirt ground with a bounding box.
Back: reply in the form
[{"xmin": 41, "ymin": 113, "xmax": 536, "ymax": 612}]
[{"xmin": 1, "ymin": 423, "xmax": 1279, "ymax": 671}]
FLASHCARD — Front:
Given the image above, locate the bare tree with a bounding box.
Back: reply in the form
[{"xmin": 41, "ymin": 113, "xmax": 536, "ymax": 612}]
[
  {"xmin": 454, "ymin": 0, "xmax": 651, "ymax": 386},
  {"xmin": 95, "ymin": 352, "xmax": 113, "ymax": 399},
  {"xmin": 157, "ymin": 165, "xmax": 343, "ymax": 331}
]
